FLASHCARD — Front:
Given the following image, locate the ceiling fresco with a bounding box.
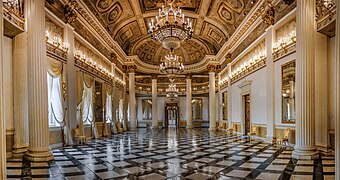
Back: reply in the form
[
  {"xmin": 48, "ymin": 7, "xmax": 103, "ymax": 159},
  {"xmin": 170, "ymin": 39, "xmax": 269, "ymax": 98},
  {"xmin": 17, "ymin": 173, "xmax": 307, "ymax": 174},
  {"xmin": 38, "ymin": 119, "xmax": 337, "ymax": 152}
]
[{"xmin": 82, "ymin": 0, "xmax": 256, "ymax": 65}]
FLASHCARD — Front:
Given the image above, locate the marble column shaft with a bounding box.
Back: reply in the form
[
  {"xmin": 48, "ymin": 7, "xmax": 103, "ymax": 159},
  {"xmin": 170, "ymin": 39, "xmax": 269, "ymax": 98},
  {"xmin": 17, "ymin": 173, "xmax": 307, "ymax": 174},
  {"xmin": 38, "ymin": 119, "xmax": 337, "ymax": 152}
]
[
  {"xmin": 12, "ymin": 33, "xmax": 29, "ymax": 156},
  {"xmin": 123, "ymin": 74, "xmax": 128, "ymax": 131},
  {"xmin": 129, "ymin": 72, "xmax": 137, "ymax": 130},
  {"xmin": 218, "ymin": 74, "xmax": 223, "ymax": 124},
  {"xmin": 0, "ymin": 1, "xmax": 6, "ymax": 178},
  {"xmin": 65, "ymin": 24, "xmax": 76, "ymax": 145},
  {"xmin": 111, "ymin": 65, "xmax": 118, "ymax": 134},
  {"xmin": 227, "ymin": 64, "xmax": 232, "ymax": 128},
  {"xmin": 265, "ymin": 26, "xmax": 276, "ymax": 143},
  {"xmin": 152, "ymin": 78, "xmax": 158, "ymax": 128},
  {"xmin": 334, "ymin": 0, "xmax": 340, "ymax": 178},
  {"xmin": 209, "ymin": 71, "xmax": 216, "ymax": 131},
  {"xmin": 25, "ymin": 0, "xmax": 53, "ymax": 161},
  {"xmin": 186, "ymin": 77, "xmax": 193, "ymax": 128},
  {"xmin": 292, "ymin": 0, "xmax": 318, "ymax": 160}
]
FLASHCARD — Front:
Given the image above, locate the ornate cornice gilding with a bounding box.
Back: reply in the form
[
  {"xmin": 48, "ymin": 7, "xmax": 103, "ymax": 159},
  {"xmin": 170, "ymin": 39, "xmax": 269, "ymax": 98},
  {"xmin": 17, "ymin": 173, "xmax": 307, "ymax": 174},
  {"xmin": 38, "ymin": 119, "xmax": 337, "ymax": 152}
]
[{"xmin": 262, "ymin": 6, "xmax": 275, "ymax": 27}]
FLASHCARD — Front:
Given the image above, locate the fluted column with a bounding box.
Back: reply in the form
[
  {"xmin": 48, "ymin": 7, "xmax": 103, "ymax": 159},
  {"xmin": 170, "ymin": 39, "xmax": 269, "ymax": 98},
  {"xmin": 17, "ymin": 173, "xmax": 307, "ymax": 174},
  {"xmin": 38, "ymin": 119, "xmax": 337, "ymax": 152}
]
[
  {"xmin": 227, "ymin": 64, "xmax": 232, "ymax": 128},
  {"xmin": 218, "ymin": 74, "xmax": 223, "ymax": 124},
  {"xmin": 128, "ymin": 65, "xmax": 137, "ymax": 130},
  {"xmin": 292, "ymin": 0, "xmax": 318, "ymax": 160},
  {"xmin": 122, "ymin": 73, "xmax": 128, "ymax": 131},
  {"xmin": 25, "ymin": 0, "xmax": 53, "ymax": 161},
  {"xmin": 12, "ymin": 33, "xmax": 29, "ymax": 156},
  {"xmin": 334, "ymin": 0, "xmax": 340, "ymax": 178},
  {"xmin": 0, "ymin": 1, "xmax": 6, "ymax": 178},
  {"xmin": 186, "ymin": 74, "xmax": 193, "ymax": 129},
  {"xmin": 65, "ymin": 24, "xmax": 75, "ymax": 145},
  {"xmin": 111, "ymin": 63, "xmax": 118, "ymax": 134},
  {"xmin": 265, "ymin": 26, "xmax": 276, "ymax": 143},
  {"xmin": 151, "ymin": 75, "xmax": 158, "ymax": 128},
  {"xmin": 208, "ymin": 65, "xmax": 219, "ymax": 131}
]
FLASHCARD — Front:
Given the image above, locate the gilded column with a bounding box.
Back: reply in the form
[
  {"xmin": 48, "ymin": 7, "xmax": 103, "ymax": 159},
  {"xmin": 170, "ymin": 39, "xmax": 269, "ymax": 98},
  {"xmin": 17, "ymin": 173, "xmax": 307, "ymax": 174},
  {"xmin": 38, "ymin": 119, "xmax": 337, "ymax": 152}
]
[
  {"xmin": 334, "ymin": 0, "xmax": 340, "ymax": 178},
  {"xmin": 128, "ymin": 65, "xmax": 137, "ymax": 130},
  {"xmin": 186, "ymin": 74, "xmax": 193, "ymax": 129},
  {"xmin": 265, "ymin": 25, "xmax": 276, "ymax": 143},
  {"xmin": 25, "ymin": 0, "xmax": 53, "ymax": 161},
  {"xmin": 0, "ymin": 1, "xmax": 6, "ymax": 178},
  {"xmin": 208, "ymin": 65, "xmax": 219, "ymax": 131},
  {"xmin": 151, "ymin": 74, "xmax": 158, "ymax": 129},
  {"xmin": 292, "ymin": 0, "xmax": 318, "ymax": 159},
  {"xmin": 12, "ymin": 33, "xmax": 29, "ymax": 156},
  {"xmin": 65, "ymin": 24, "xmax": 76, "ymax": 145}
]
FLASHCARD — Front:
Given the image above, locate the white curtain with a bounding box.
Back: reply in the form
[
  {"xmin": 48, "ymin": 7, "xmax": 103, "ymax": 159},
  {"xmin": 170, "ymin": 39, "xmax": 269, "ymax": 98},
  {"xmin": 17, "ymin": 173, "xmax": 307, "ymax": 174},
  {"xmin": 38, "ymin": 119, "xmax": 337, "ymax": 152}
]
[
  {"xmin": 81, "ymin": 85, "xmax": 93, "ymax": 125},
  {"xmin": 47, "ymin": 74, "xmax": 63, "ymax": 126},
  {"xmin": 47, "ymin": 56, "xmax": 72, "ymax": 145},
  {"xmin": 106, "ymin": 94, "xmax": 112, "ymax": 123}
]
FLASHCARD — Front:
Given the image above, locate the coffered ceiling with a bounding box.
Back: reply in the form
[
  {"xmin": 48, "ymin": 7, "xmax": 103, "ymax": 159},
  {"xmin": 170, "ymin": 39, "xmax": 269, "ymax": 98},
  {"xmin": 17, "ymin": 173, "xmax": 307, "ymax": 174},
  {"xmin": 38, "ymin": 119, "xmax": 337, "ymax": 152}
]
[{"xmin": 83, "ymin": 0, "xmax": 256, "ymax": 65}]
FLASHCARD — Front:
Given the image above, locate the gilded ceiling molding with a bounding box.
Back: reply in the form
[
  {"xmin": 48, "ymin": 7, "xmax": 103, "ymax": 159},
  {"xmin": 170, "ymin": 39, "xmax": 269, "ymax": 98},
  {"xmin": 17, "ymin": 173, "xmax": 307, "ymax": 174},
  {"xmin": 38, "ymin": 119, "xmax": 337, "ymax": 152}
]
[
  {"xmin": 262, "ymin": 6, "xmax": 275, "ymax": 27},
  {"xmin": 215, "ymin": 0, "xmax": 277, "ymax": 64}
]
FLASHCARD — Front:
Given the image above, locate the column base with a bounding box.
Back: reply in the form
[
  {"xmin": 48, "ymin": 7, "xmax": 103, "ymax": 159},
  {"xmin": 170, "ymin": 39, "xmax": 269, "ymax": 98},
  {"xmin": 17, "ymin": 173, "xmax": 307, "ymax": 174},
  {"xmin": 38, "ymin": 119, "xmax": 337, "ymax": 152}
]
[
  {"xmin": 292, "ymin": 146, "xmax": 319, "ymax": 160},
  {"xmin": 151, "ymin": 126, "xmax": 158, "ymax": 129},
  {"xmin": 12, "ymin": 145, "xmax": 28, "ymax": 158},
  {"xmin": 186, "ymin": 125, "xmax": 193, "ymax": 129},
  {"xmin": 265, "ymin": 136, "xmax": 277, "ymax": 144},
  {"xmin": 129, "ymin": 128, "xmax": 137, "ymax": 131},
  {"xmin": 24, "ymin": 149, "xmax": 54, "ymax": 162},
  {"xmin": 209, "ymin": 127, "xmax": 217, "ymax": 131}
]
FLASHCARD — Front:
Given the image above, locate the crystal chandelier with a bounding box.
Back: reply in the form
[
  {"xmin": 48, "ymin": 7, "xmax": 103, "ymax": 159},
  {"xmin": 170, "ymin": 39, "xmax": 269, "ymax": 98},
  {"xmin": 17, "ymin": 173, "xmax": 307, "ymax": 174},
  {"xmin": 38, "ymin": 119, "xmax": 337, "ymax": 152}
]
[
  {"xmin": 148, "ymin": 2, "xmax": 193, "ymax": 51},
  {"xmin": 160, "ymin": 53, "xmax": 184, "ymax": 82},
  {"xmin": 166, "ymin": 83, "xmax": 179, "ymax": 101}
]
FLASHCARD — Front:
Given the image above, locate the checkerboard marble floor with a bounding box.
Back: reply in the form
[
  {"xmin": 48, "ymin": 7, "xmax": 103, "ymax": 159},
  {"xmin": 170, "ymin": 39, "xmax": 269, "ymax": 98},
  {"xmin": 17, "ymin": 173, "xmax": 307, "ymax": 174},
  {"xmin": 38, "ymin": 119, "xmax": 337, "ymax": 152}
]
[{"xmin": 6, "ymin": 128, "xmax": 335, "ymax": 179}]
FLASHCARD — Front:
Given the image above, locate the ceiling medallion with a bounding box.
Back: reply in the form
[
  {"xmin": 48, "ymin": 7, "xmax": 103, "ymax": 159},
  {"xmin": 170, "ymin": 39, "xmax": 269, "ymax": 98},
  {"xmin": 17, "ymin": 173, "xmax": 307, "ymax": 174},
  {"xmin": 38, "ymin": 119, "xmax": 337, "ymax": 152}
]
[
  {"xmin": 160, "ymin": 52, "xmax": 184, "ymax": 82},
  {"xmin": 166, "ymin": 83, "xmax": 179, "ymax": 101},
  {"xmin": 148, "ymin": 1, "xmax": 193, "ymax": 51}
]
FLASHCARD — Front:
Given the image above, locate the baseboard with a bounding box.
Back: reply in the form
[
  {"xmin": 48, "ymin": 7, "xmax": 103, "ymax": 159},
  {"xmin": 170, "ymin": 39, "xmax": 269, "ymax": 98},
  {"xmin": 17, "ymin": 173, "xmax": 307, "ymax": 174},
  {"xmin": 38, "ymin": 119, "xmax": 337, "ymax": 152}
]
[{"xmin": 50, "ymin": 143, "xmax": 63, "ymax": 150}]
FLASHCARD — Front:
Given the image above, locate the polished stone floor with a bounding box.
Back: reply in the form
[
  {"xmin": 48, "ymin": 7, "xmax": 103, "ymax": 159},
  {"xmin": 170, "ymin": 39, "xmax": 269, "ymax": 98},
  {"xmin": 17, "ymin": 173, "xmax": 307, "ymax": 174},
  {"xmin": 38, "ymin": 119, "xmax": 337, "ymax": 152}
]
[{"xmin": 6, "ymin": 128, "xmax": 335, "ymax": 179}]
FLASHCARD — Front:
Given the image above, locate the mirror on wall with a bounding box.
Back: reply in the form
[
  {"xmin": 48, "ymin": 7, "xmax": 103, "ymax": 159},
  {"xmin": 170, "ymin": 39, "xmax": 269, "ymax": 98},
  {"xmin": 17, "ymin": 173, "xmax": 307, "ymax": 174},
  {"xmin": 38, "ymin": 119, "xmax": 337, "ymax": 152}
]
[
  {"xmin": 192, "ymin": 98, "xmax": 202, "ymax": 120},
  {"xmin": 282, "ymin": 60, "xmax": 296, "ymax": 123},
  {"xmin": 94, "ymin": 81, "xmax": 103, "ymax": 122},
  {"xmin": 223, "ymin": 92, "xmax": 228, "ymax": 120},
  {"xmin": 142, "ymin": 99, "xmax": 152, "ymax": 120}
]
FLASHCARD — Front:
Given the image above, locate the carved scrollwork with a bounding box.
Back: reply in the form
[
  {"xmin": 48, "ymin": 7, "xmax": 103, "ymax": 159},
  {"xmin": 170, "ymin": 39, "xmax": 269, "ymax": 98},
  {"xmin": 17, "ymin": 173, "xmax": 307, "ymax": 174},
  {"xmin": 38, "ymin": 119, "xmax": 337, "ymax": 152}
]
[{"xmin": 262, "ymin": 6, "xmax": 275, "ymax": 27}]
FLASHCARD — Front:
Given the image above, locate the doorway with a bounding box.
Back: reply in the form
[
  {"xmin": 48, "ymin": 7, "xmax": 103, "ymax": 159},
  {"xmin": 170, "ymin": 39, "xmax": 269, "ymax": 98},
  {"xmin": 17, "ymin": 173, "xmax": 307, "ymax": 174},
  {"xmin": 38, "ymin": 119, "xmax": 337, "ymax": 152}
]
[
  {"xmin": 165, "ymin": 103, "xmax": 179, "ymax": 128},
  {"xmin": 244, "ymin": 94, "xmax": 251, "ymax": 135}
]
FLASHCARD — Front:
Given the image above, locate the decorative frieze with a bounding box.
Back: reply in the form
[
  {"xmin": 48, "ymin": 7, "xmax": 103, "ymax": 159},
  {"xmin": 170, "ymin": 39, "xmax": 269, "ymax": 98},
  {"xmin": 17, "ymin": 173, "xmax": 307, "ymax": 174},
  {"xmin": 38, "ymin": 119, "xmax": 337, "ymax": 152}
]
[
  {"xmin": 273, "ymin": 18, "xmax": 296, "ymax": 61},
  {"xmin": 2, "ymin": 0, "xmax": 24, "ymax": 31}
]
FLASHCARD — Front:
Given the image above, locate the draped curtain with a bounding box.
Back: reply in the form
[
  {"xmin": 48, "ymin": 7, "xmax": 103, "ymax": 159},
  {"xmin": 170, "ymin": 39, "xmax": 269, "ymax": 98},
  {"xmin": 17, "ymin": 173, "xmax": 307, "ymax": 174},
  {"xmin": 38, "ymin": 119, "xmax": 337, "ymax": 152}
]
[
  {"xmin": 47, "ymin": 57, "xmax": 71, "ymax": 145},
  {"xmin": 81, "ymin": 74, "xmax": 99, "ymax": 139}
]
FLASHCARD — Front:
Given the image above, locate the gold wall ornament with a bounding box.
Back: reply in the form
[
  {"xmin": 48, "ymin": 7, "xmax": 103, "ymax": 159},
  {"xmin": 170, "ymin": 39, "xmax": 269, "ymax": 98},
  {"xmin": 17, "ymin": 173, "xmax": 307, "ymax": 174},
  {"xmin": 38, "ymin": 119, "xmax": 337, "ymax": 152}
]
[
  {"xmin": 151, "ymin": 74, "xmax": 158, "ymax": 80},
  {"xmin": 262, "ymin": 6, "xmax": 275, "ymax": 27},
  {"xmin": 225, "ymin": 53, "xmax": 232, "ymax": 64},
  {"xmin": 207, "ymin": 64, "xmax": 221, "ymax": 73},
  {"xmin": 62, "ymin": 82, "xmax": 68, "ymax": 101},
  {"xmin": 124, "ymin": 65, "xmax": 137, "ymax": 73},
  {"xmin": 65, "ymin": 0, "xmax": 78, "ymax": 24}
]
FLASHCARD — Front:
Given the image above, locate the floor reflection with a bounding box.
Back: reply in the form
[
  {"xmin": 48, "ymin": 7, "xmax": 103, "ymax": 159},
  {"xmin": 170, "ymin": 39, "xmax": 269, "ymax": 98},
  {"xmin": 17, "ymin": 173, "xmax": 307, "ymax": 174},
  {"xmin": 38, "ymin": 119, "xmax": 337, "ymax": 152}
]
[{"xmin": 6, "ymin": 128, "xmax": 335, "ymax": 179}]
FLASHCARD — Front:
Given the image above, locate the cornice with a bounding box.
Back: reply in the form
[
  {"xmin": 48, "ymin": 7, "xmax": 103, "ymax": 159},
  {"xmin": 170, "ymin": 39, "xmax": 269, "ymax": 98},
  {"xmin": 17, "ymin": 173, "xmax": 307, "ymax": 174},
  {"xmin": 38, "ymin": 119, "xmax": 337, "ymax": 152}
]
[{"xmin": 67, "ymin": 0, "xmax": 280, "ymax": 75}]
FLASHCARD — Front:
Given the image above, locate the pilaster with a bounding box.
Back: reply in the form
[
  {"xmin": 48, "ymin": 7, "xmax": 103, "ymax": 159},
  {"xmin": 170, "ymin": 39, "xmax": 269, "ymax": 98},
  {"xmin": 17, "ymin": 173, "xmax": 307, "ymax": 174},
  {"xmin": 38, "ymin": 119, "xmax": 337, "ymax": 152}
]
[
  {"xmin": 111, "ymin": 63, "xmax": 118, "ymax": 134},
  {"xmin": 151, "ymin": 74, "xmax": 158, "ymax": 129},
  {"xmin": 208, "ymin": 64, "xmax": 220, "ymax": 131},
  {"xmin": 334, "ymin": 0, "xmax": 340, "ymax": 178},
  {"xmin": 186, "ymin": 74, "xmax": 193, "ymax": 129},
  {"xmin": 128, "ymin": 65, "xmax": 137, "ymax": 130},
  {"xmin": 265, "ymin": 26, "xmax": 276, "ymax": 144},
  {"xmin": 227, "ymin": 64, "xmax": 232, "ymax": 128},
  {"xmin": 0, "ymin": 1, "xmax": 7, "ymax": 178},
  {"xmin": 65, "ymin": 24, "xmax": 76, "ymax": 145}
]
